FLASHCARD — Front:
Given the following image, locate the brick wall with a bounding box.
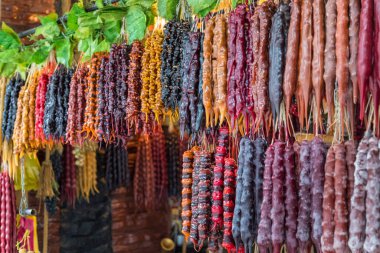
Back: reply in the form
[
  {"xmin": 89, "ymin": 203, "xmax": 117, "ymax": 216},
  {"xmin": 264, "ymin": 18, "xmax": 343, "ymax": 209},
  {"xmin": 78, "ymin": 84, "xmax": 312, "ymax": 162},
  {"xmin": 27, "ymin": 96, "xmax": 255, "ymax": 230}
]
[
  {"xmin": 111, "ymin": 187, "xmax": 171, "ymax": 253},
  {"xmin": 1, "ymin": 0, "xmax": 55, "ymax": 32},
  {"xmin": 59, "ymin": 181, "xmax": 113, "ymax": 253}
]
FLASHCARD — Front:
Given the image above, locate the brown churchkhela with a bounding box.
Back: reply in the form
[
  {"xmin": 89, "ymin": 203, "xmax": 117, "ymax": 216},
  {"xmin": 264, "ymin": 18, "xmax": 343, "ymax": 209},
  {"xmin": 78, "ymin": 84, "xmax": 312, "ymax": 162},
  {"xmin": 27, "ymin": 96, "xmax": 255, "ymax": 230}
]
[
  {"xmin": 324, "ymin": 0, "xmax": 337, "ymax": 127},
  {"xmin": 214, "ymin": 14, "xmax": 228, "ymax": 125},
  {"xmin": 311, "ymin": 0, "xmax": 325, "ymax": 133},
  {"xmin": 297, "ymin": 0, "xmax": 313, "ymax": 130},
  {"xmin": 349, "ymin": 0, "xmax": 360, "ymax": 104},
  {"xmin": 283, "ymin": 0, "xmax": 301, "ymax": 132},
  {"xmin": 345, "ymin": 140, "xmax": 356, "ymax": 212},
  {"xmin": 202, "ymin": 18, "xmax": 215, "ymax": 128},
  {"xmin": 181, "ymin": 149, "xmax": 195, "ymax": 241},
  {"xmin": 126, "ymin": 41, "xmax": 143, "ymax": 135},
  {"xmin": 336, "ymin": 0, "xmax": 350, "ymax": 139},
  {"xmin": 374, "ymin": 1, "xmax": 380, "ymax": 132},
  {"xmin": 320, "ymin": 142, "xmax": 357, "ymax": 252},
  {"xmin": 255, "ymin": 2, "xmax": 275, "ymax": 126},
  {"xmin": 212, "ymin": 19, "xmax": 218, "ymax": 128},
  {"xmin": 357, "ymin": 0, "xmax": 373, "ymax": 120},
  {"xmin": 321, "ymin": 147, "xmax": 335, "ymax": 253},
  {"xmin": 133, "ymin": 136, "xmax": 158, "ymax": 210},
  {"xmin": 333, "ymin": 144, "xmax": 349, "ymax": 252}
]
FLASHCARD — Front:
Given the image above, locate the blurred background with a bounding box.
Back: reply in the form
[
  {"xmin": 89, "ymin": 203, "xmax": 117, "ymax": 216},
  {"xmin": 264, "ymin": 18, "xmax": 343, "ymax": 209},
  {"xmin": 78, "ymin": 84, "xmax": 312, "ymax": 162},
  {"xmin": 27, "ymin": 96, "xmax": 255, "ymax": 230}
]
[{"xmin": 0, "ymin": 0, "xmax": 67, "ymax": 32}]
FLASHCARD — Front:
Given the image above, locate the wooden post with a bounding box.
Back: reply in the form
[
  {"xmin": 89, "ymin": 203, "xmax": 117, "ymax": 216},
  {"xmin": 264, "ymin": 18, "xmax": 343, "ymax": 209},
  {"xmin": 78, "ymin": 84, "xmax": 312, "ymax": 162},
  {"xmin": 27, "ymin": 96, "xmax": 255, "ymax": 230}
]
[
  {"xmin": 62, "ymin": 0, "xmax": 72, "ymax": 13},
  {"xmin": 55, "ymin": 0, "xmax": 72, "ymax": 16}
]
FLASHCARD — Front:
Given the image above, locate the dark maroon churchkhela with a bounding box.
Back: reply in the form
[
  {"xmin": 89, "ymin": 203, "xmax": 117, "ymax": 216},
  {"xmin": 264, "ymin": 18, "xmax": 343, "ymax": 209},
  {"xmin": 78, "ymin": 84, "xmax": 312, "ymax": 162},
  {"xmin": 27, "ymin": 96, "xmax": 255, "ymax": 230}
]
[
  {"xmin": 363, "ymin": 136, "xmax": 380, "ymax": 252},
  {"xmin": 357, "ymin": 0, "xmax": 374, "ymax": 120},
  {"xmin": 284, "ymin": 142, "xmax": 298, "ymax": 253},
  {"xmin": 321, "ymin": 146, "xmax": 335, "ymax": 253},
  {"xmin": 311, "ymin": 137, "xmax": 327, "ymax": 253},
  {"xmin": 271, "ymin": 141, "xmax": 286, "ymax": 253},
  {"xmin": 257, "ymin": 144, "xmax": 274, "ymax": 253},
  {"xmin": 348, "ymin": 136, "xmax": 369, "ymax": 252},
  {"xmin": 296, "ymin": 141, "xmax": 312, "ymax": 252},
  {"xmin": 333, "ymin": 144, "xmax": 349, "ymax": 252}
]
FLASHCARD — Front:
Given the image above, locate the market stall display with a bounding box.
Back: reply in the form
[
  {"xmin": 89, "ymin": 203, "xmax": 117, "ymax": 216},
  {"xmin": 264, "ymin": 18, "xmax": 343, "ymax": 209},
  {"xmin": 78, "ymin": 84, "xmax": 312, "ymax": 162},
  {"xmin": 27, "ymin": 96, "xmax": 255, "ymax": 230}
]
[{"xmin": 0, "ymin": 0, "xmax": 379, "ymax": 252}]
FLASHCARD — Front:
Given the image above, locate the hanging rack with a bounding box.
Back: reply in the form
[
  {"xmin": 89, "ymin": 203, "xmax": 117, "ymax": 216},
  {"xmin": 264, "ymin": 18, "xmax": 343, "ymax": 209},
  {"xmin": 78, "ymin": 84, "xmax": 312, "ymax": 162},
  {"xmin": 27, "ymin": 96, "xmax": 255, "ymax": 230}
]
[{"xmin": 17, "ymin": 0, "xmax": 121, "ymax": 39}]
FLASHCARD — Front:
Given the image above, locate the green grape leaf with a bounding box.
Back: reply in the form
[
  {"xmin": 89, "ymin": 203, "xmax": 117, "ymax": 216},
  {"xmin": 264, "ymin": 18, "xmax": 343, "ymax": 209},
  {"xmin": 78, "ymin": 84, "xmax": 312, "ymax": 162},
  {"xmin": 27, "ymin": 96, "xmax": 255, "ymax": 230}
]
[
  {"xmin": 187, "ymin": 0, "xmax": 217, "ymax": 16},
  {"xmin": 99, "ymin": 9, "xmax": 127, "ymax": 21},
  {"xmin": 74, "ymin": 27, "xmax": 92, "ymax": 40},
  {"xmin": 16, "ymin": 63, "xmax": 27, "ymax": 80},
  {"xmin": 94, "ymin": 39, "xmax": 110, "ymax": 53},
  {"xmin": 0, "ymin": 31, "xmax": 21, "ymax": 50},
  {"xmin": 123, "ymin": 0, "xmax": 154, "ymax": 9},
  {"xmin": 1, "ymin": 22, "xmax": 21, "ymax": 45},
  {"xmin": 103, "ymin": 19, "xmax": 121, "ymax": 43},
  {"xmin": 125, "ymin": 5, "xmax": 147, "ymax": 43},
  {"xmin": 95, "ymin": 0, "xmax": 104, "ymax": 8},
  {"xmin": 0, "ymin": 49, "xmax": 19, "ymax": 62},
  {"xmin": 39, "ymin": 13, "xmax": 58, "ymax": 25},
  {"xmin": 197, "ymin": 2, "xmax": 217, "ymax": 17},
  {"xmin": 55, "ymin": 38, "xmax": 72, "ymax": 67},
  {"xmin": 232, "ymin": 0, "xmax": 238, "ymax": 9},
  {"xmin": 145, "ymin": 9, "xmax": 155, "ymax": 26},
  {"xmin": 34, "ymin": 22, "xmax": 61, "ymax": 40},
  {"xmin": 78, "ymin": 38, "xmax": 90, "ymax": 53},
  {"xmin": 30, "ymin": 44, "xmax": 52, "ymax": 64},
  {"xmin": 14, "ymin": 49, "xmax": 33, "ymax": 64},
  {"xmin": 67, "ymin": 3, "xmax": 86, "ymax": 32},
  {"xmin": 82, "ymin": 38, "xmax": 99, "ymax": 62},
  {"xmin": 157, "ymin": 0, "xmax": 178, "ymax": 20},
  {"xmin": 0, "ymin": 63, "xmax": 16, "ymax": 77},
  {"xmin": 78, "ymin": 14, "xmax": 103, "ymax": 30}
]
